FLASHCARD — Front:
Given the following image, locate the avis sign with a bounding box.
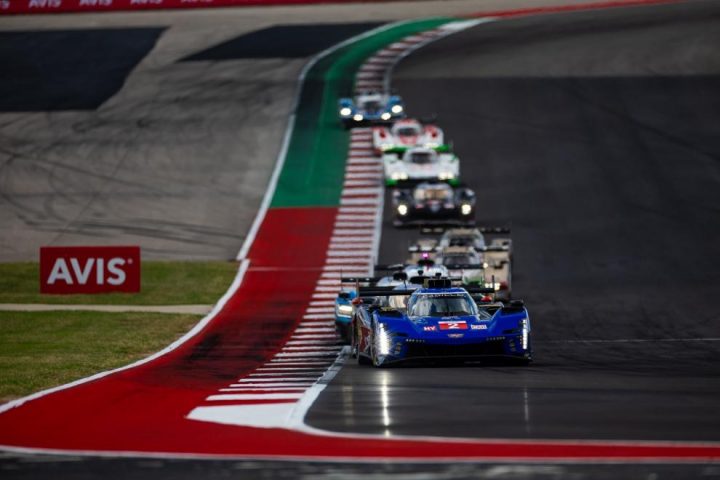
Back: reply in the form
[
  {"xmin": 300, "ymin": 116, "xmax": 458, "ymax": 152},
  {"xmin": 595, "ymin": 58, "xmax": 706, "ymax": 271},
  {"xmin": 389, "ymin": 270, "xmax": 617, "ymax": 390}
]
[{"xmin": 40, "ymin": 246, "xmax": 140, "ymax": 294}]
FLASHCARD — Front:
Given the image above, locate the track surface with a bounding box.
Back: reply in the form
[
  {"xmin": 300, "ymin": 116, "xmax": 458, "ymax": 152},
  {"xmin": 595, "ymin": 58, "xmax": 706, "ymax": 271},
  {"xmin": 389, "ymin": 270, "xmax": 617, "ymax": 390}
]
[
  {"xmin": 2, "ymin": 1, "xmax": 720, "ymax": 479},
  {"xmin": 307, "ymin": 0, "xmax": 720, "ymax": 442}
]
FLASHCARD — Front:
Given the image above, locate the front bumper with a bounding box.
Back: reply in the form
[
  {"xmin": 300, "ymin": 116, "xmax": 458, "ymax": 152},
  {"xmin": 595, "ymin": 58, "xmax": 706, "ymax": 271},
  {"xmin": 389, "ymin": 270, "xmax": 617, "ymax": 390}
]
[
  {"xmin": 383, "ymin": 334, "xmax": 531, "ymax": 364},
  {"xmin": 394, "ymin": 209, "xmax": 475, "ymax": 227}
]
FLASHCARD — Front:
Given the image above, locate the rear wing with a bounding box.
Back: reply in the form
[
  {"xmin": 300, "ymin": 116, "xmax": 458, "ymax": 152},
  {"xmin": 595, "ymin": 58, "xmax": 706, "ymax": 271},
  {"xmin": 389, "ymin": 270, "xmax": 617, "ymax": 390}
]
[
  {"xmin": 358, "ymin": 284, "xmax": 495, "ymax": 298},
  {"xmin": 420, "ymin": 226, "xmax": 511, "ymax": 235},
  {"xmin": 383, "ymin": 145, "xmax": 452, "ymax": 155}
]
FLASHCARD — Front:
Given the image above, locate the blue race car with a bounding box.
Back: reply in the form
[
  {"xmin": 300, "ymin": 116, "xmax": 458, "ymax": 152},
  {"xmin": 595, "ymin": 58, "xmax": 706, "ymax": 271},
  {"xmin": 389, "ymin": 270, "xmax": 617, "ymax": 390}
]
[
  {"xmin": 351, "ymin": 278, "xmax": 532, "ymax": 367},
  {"xmin": 338, "ymin": 91, "xmax": 405, "ymax": 128},
  {"xmin": 335, "ymin": 262, "xmax": 450, "ymax": 343}
]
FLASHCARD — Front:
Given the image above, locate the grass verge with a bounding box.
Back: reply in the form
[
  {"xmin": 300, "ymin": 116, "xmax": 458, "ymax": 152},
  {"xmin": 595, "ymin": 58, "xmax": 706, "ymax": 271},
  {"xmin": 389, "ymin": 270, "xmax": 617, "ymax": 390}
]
[
  {"xmin": 0, "ymin": 261, "xmax": 237, "ymax": 305},
  {"xmin": 0, "ymin": 311, "xmax": 201, "ymax": 402}
]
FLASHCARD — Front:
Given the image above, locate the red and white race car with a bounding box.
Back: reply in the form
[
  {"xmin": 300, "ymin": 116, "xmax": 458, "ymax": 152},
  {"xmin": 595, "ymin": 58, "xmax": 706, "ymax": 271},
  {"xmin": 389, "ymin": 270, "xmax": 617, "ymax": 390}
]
[{"xmin": 372, "ymin": 118, "xmax": 445, "ymax": 155}]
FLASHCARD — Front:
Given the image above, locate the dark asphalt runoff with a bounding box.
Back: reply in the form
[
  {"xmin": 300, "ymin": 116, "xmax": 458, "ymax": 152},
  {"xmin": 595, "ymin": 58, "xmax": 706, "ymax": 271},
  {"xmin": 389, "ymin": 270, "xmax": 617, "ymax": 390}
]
[{"xmin": 306, "ymin": 0, "xmax": 720, "ymax": 445}]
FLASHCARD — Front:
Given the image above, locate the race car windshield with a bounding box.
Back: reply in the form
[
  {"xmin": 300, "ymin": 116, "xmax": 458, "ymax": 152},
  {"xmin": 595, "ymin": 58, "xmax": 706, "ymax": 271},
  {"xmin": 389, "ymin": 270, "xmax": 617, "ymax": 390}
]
[
  {"xmin": 361, "ymin": 100, "xmax": 382, "ymax": 111},
  {"xmin": 442, "ymin": 254, "xmax": 479, "ymax": 265},
  {"xmin": 409, "ymin": 294, "xmax": 477, "ymax": 317},
  {"xmin": 409, "ymin": 152, "xmax": 435, "ymax": 164},
  {"xmin": 396, "ymin": 126, "xmax": 421, "ymax": 136},
  {"xmin": 449, "ymin": 235, "xmax": 478, "ymax": 246},
  {"xmin": 415, "ymin": 187, "xmax": 451, "ymax": 202}
]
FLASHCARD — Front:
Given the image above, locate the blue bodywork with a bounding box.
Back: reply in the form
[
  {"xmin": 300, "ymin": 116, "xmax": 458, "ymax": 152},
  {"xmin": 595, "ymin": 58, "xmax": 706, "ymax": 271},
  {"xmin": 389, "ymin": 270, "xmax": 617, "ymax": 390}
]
[
  {"xmin": 353, "ymin": 286, "xmax": 532, "ymax": 366},
  {"xmin": 339, "ymin": 93, "xmax": 405, "ymax": 127},
  {"xmin": 334, "ymin": 289, "xmax": 356, "ymax": 342}
]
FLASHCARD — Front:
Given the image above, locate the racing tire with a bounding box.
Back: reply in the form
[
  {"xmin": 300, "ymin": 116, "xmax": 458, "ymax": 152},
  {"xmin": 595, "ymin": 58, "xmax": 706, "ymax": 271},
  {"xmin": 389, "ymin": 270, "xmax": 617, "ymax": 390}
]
[
  {"xmin": 354, "ymin": 322, "xmax": 372, "ymax": 365},
  {"xmin": 350, "ymin": 321, "xmax": 358, "ymax": 358}
]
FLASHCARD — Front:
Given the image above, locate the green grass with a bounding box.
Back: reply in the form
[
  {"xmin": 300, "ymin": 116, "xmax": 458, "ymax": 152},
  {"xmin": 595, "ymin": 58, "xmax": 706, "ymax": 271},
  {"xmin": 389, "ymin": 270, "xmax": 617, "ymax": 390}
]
[
  {"xmin": 0, "ymin": 311, "xmax": 201, "ymax": 402},
  {"xmin": 0, "ymin": 261, "xmax": 237, "ymax": 305}
]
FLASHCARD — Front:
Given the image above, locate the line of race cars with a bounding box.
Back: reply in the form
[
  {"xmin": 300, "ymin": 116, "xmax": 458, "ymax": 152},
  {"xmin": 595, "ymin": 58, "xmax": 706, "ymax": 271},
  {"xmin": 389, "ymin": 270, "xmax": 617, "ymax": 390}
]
[{"xmin": 334, "ymin": 91, "xmax": 533, "ymax": 367}]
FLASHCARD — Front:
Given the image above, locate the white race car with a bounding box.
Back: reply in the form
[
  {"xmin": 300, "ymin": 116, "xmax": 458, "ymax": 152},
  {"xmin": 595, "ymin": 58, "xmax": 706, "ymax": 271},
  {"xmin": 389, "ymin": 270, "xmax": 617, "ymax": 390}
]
[
  {"xmin": 372, "ymin": 118, "xmax": 445, "ymax": 155},
  {"xmin": 436, "ymin": 245, "xmax": 513, "ymax": 301},
  {"xmin": 383, "ymin": 146, "xmax": 459, "ymax": 186}
]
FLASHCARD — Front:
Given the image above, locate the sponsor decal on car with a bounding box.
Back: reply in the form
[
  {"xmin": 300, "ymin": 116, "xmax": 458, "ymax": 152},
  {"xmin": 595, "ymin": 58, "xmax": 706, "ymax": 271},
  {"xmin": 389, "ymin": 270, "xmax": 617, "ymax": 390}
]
[
  {"xmin": 471, "ymin": 324, "xmax": 488, "ymax": 330},
  {"xmin": 447, "ymin": 333, "xmax": 464, "ymax": 338},
  {"xmin": 423, "ymin": 325, "xmax": 437, "ymax": 331},
  {"xmin": 439, "ymin": 321, "xmax": 468, "ymax": 330}
]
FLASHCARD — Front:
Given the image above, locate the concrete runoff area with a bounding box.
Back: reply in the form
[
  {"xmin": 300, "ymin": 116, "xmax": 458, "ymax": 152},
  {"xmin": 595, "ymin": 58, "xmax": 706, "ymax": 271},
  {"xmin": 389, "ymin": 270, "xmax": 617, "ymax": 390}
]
[
  {"xmin": 306, "ymin": 0, "xmax": 720, "ymax": 442},
  {"xmin": 0, "ymin": 0, "xmax": 658, "ymax": 262}
]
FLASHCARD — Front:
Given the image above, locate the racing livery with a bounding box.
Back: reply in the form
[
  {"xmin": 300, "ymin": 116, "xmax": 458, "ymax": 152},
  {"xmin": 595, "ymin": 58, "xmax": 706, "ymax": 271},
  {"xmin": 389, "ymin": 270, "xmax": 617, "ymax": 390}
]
[
  {"xmin": 383, "ymin": 146, "xmax": 459, "ymax": 186},
  {"xmin": 393, "ymin": 182, "xmax": 475, "ymax": 227},
  {"xmin": 351, "ymin": 279, "xmax": 532, "ymax": 366},
  {"xmin": 339, "ymin": 91, "xmax": 405, "ymax": 128},
  {"xmin": 372, "ymin": 118, "xmax": 447, "ymax": 155}
]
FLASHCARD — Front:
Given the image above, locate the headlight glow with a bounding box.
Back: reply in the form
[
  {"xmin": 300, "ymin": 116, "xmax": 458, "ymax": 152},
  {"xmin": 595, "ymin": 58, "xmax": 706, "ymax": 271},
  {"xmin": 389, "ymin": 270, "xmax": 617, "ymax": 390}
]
[
  {"xmin": 340, "ymin": 107, "xmax": 352, "ymax": 116},
  {"xmin": 381, "ymin": 112, "xmax": 391, "ymax": 120},
  {"xmin": 438, "ymin": 172, "xmax": 455, "ymax": 180},
  {"xmin": 397, "ymin": 204, "xmax": 409, "ymax": 216},
  {"xmin": 391, "ymin": 104, "xmax": 403, "ymax": 114},
  {"xmin": 461, "ymin": 204, "xmax": 472, "ymax": 215},
  {"xmin": 336, "ymin": 304, "xmax": 353, "ymax": 316},
  {"xmin": 353, "ymin": 114, "xmax": 364, "ymax": 122},
  {"xmin": 378, "ymin": 323, "xmax": 391, "ymax": 356},
  {"xmin": 391, "ymin": 172, "xmax": 408, "ymax": 180},
  {"xmin": 520, "ymin": 318, "xmax": 529, "ymax": 350}
]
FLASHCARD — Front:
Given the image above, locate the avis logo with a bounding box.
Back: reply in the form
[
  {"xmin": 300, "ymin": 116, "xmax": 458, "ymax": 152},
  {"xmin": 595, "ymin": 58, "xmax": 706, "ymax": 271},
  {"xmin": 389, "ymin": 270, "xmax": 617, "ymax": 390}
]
[
  {"xmin": 48, "ymin": 257, "xmax": 130, "ymax": 286},
  {"xmin": 0, "ymin": 1, "xmax": 10, "ymax": 9},
  {"xmin": 79, "ymin": 0, "xmax": 112, "ymax": 5},
  {"xmin": 40, "ymin": 246, "xmax": 140, "ymax": 294}
]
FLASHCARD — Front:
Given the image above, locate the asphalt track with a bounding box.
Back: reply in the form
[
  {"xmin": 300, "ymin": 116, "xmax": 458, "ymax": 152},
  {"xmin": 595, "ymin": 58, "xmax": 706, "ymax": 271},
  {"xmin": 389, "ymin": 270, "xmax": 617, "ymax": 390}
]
[
  {"xmin": 2, "ymin": 1, "xmax": 720, "ymax": 479},
  {"xmin": 306, "ymin": 0, "xmax": 720, "ymax": 443}
]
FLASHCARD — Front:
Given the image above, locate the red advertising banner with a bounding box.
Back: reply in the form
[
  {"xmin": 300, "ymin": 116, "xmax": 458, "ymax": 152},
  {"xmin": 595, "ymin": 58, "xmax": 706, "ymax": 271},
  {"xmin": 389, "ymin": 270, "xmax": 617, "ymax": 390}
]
[
  {"xmin": 0, "ymin": 0, "xmax": 360, "ymax": 15},
  {"xmin": 40, "ymin": 246, "xmax": 141, "ymax": 294}
]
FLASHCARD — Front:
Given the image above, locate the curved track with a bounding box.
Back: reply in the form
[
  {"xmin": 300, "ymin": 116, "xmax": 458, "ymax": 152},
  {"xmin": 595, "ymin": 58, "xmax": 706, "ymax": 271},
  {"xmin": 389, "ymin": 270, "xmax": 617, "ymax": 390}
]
[{"xmin": 306, "ymin": 0, "xmax": 720, "ymax": 442}]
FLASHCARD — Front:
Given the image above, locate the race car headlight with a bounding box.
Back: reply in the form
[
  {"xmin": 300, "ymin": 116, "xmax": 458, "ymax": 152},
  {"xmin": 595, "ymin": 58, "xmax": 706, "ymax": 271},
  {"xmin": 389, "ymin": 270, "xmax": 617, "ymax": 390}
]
[
  {"xmin": 461, "ymin": 204, "xmax": 472, "ymax": 215},
  {"xmin": 336, "ymin": 304, "xmax": 353, "ymax": 316},
  {"xmin": 353, "ymin": 114, "xmax": 364, "ymax": 122},
  {"xmin": 391, "ymin": 172, "xmax": 408, "ymax": 181},
  {"xmin": 378, "ymin": 323, "xmax": 391, "ymax": 356},
  {"xmin": 438, "ymin": 172, "xmax": 455, "ymax": 180},
  {"xmin": 425, "ymin": 142, "xmax": 439, "ymax": 148},
  {"xmin": 381, "ymin": 112, "xmax": 391, "ymax": 121},
  {"xmin": 520, "ymin": 318, "xmax": 529, "ymax": 350},
  {"xmin": 340, "ymin": 107, "xmax": 352, "ymax": 116},
  {"xmin": 397, "ymin": 204, "xmax": 409, "ymax": 216},
  {"xmin": 391, "ymin": 104, "xmax": 403, "ymax": 114}
]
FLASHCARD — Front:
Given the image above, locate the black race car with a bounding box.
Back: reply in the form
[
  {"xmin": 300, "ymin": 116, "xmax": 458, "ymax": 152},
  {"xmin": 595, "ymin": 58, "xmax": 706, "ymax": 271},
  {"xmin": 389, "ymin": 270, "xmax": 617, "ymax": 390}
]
[{"xmin": 392, "ymin": 181, "xmax": 475, "ymax": 227}]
